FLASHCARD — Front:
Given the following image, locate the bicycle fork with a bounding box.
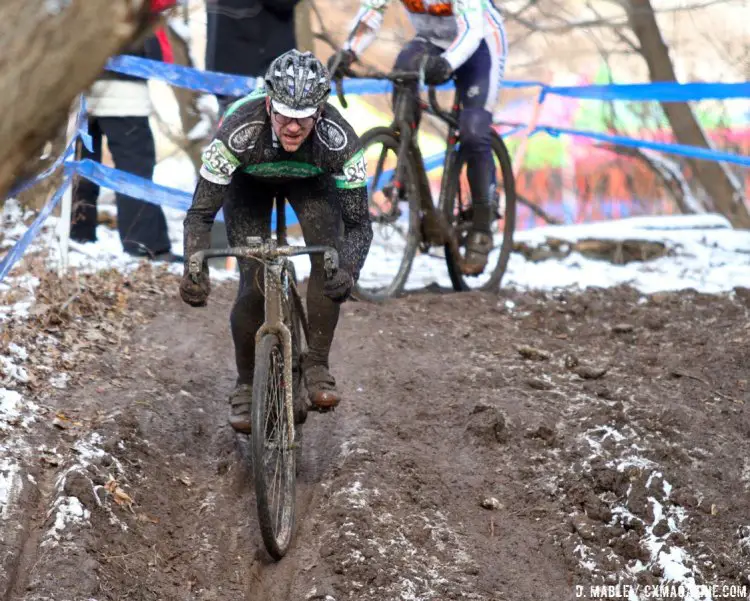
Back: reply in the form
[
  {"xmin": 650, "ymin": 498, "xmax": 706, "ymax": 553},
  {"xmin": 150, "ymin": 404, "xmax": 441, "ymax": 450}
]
[{"xmin": 255, "ymin": 259, "xmax": 296, "ymax": 447}]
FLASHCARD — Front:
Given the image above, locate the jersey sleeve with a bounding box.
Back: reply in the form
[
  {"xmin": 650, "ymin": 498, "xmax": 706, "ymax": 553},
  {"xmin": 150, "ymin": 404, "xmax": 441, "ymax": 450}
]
[
  {"xmin": 319, "ymin": 113, "xmax": 373, "ymax": 279},
  {"xmin": 442, "ymin": 0, "xmax": 485, "ymax": 70},
  {"xmin": 197, "ymin": 97, "xmax": 265, "ymax": 185},
  {"xmin": 343, "ymin": 0, "xmax": 390, "ymax": 57}
]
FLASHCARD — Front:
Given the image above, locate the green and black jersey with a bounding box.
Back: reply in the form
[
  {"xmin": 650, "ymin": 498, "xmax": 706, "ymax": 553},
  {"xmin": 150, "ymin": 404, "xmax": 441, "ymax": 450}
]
[
  {"xmin": 184, "ymin": 90, "xmax": 372, "ymax": 280},
  {"xmin": 199, "ymin": 92, "xmax": 368, "ymax": 191}
]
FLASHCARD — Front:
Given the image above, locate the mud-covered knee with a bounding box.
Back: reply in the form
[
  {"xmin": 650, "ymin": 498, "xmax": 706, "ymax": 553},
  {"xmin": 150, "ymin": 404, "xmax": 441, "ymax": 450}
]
[{"xmin": 459, "ymin": 108, "xmax": 492, "ymax": 150}]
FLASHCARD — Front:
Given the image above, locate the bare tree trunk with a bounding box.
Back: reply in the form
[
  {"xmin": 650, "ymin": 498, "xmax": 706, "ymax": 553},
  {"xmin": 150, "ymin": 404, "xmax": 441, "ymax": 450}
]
[
  {"xmin": 295, "ymin": 0, "xmax": 315, "ymax": 53},
  {"xmin": 12, "ymin": 120, "xmax": 69, "ymax": 212},
  {"xmin": 626, "ymin": 0, "xmax": 750, "ymax": 227},
  {"xmin": 0, "ymin": 0, "xmax": 159, "ymax": 204}
]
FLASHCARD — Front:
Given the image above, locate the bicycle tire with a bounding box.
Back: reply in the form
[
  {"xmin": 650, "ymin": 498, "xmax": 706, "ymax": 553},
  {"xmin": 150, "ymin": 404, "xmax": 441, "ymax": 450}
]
[
  {"xmin": 285, "ymin": 263, "xmax": 307, "ymax": 428},
  {"xmin": 353, "ymin": 126, "xmax": 421, "ymax": 302},
  {"xmin": 443, "ymin": 131, "xmax": 517, "ymax": 292},
  {"xmin": 252, "ymin": 333, "xmax": 296, "ymax": 560}
]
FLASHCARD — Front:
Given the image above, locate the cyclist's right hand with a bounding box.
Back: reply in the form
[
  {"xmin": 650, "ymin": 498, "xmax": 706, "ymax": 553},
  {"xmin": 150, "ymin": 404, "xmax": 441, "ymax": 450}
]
[
  {"xmin": 327, "ymin": 49, "xmax": 355, "ymax": 79},
  {"xmin": 179, "ymin": 272, "xmax": 210, "ymax": 307}
]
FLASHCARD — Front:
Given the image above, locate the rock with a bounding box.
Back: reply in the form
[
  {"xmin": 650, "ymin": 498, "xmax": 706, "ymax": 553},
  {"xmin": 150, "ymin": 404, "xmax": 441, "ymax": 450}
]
[
  {"xmin": 575, "ymin": 364, "xmax": 609, "ymax": 380},
  {"xmin": 516, "ymin": 345, "xmax": 550, "ymax": 361},
  {"xmin": 525, "ymin": 377, "xmax": 555, "ymax": 391},
  {"xmin": 652, "ymin": 519, "xmax": 670, "ymax": 538},
  {"xmin": 467, "ymin": 404, "xmax": 508, "ymax": 444},
  {"xmin": 570, "ymin": 514, "xmax": 598, "ymax": 541},
  {"xmin": 480, "ymin": 497, "xmax": 502, "ymax": 510},
  {"xmin": 524, "ymin": 424, "xmax": 557, "ymax": 445},
  {"xmin": 611, "ymin": 323, "xmax": 634, "ymax": 334},
  {"xmin": 611, "ymin": 531, "xmax": 650, "ymax": 562}
]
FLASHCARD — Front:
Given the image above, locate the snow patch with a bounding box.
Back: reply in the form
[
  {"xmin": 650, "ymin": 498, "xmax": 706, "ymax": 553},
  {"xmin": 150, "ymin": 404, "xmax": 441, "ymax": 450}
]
[
  {"xmin": 0, "ymin": 458, "xmax": 22, "ymax": 519},
  {"xmin": 573, "ymin": 420, "xmax": 726, "ymax": 598},
  {"xmin": 42, "ymin": 496, "xmax": 91, "ymax": 547}
]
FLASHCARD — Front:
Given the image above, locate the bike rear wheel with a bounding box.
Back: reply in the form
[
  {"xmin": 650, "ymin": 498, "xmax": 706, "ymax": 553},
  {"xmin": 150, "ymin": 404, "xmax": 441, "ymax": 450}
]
[
  {"xmin": 252, "ymin": 333, "xmax": 296, "ymax": 560},
  {"xmin": 353, "ymin": 127, "xmax": 421, "ymax": 301},
  {"xmin": 443, "ymin": 131, "xmax": 517, "ymax": 292}
]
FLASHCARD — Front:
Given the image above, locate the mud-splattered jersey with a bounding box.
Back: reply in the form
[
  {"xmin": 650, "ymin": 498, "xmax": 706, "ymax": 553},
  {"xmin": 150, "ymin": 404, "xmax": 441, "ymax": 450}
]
[
  {"xmin": 198, "ymin": 91, "xmax": 367, "ymax": 192},
  {"xmin": 344, "ymin": 0, "xmax": 507, "ymax": 72},
  {"xmin": 185, "ymin": 90, "xmax": 372, "ymax": 280}
]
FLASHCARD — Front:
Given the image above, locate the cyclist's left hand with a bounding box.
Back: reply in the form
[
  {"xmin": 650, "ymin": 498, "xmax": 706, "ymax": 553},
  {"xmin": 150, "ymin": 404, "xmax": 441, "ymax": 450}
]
[
  {"xmin": 327, "ymin": 49, "xmax": 355, "ymax": 79},
  {"xmin": 323, "ymin": 267, "xmax": 353, "ymax": 303},
  {"xmin": 424, "ymin": 56, "xmax": 453, "ymax": 85}
]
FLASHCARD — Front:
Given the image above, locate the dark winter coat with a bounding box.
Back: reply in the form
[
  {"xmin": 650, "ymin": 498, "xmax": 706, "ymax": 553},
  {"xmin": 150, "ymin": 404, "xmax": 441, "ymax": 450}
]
[{"xmin": 205, "ymin": 0, "xmax": 301, "ymax": 78}]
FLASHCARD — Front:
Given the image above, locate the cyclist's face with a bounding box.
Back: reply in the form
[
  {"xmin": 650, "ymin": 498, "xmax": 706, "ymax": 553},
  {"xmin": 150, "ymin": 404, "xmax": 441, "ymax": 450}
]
[{"xmin": 266, "ymin": 99, "xmax": 318, "ymax": 152}]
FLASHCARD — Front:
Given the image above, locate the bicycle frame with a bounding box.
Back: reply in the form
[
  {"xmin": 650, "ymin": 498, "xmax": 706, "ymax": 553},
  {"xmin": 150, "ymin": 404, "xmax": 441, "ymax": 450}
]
[
  {"xmin": 388, "ymin": 79, "xmax": 463, "ymax": 219},
  {"xmin": 188, "ymin": 236, "xmax": 339, "ymax": 442},
  {"xmin": 338, "ymin": 71, "xmax": 465, "ymax": 260}
]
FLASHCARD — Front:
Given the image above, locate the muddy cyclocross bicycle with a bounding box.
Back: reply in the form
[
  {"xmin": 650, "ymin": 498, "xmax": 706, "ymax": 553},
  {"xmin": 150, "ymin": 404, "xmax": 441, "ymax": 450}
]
[
  {"xmin": 331, "ymin": 65, "xmax": 517, "ymax": 301},
  {"xmin": 188, "ymin": 198, "xmax": 338, "ymax": 560}
]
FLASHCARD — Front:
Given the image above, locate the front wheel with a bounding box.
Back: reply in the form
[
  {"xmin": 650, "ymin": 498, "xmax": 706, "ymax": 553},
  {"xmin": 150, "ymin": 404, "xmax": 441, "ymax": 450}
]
[
  {"xmin": 352, "ymin": 127, "xmax": 422, "ymax": 302},
  {"xmin": 443, "ymin": 131, "xmax": 517, "ymax": 292},
  {"xmin": 252, "ymin": 333, "xmax": 296, "ymax": 560}
]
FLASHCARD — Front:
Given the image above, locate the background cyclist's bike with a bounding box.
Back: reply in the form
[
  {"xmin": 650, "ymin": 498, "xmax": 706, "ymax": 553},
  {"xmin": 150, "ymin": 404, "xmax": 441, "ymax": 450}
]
[
  {"xmin": 333, "ymin": 69, "xmax": 517, "ymax": 301},
  {"xmin": 188, "ymin": 200, "xmax": 338, "ymax": 560}
]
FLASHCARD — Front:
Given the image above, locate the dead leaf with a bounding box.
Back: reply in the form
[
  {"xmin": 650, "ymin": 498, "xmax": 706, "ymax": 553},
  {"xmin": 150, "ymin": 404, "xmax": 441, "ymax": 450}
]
[
  {"xmin": 52, "ymin": 417, "xmax": 69, "ymax": 430},
  {"xmin": 104, "ymin": 477, "xmax": 134, "ymax": 506}
]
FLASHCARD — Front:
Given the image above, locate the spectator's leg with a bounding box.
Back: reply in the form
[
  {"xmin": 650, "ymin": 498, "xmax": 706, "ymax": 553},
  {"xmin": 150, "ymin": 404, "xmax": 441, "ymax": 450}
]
[
  {"xmin": 100, "ymin": 116, "xmax": 172, "ymax": 256},
  {"xmin": 70, "ymin": 118, "xmax": 102, "ymax": 243}
]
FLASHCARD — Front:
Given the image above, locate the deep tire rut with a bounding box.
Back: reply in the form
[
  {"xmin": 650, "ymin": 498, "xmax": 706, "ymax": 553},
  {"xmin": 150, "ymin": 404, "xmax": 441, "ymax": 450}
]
[{"xmin": 7, "ymin": 282, "xmax": 750, "ymax": 601}]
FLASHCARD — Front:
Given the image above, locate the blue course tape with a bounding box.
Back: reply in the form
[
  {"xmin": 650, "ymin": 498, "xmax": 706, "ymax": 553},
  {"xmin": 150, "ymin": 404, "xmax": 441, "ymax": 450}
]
[
  {"xmin": 69, "ymin": 160, "xmax": 301, "ymax": 227},
  {"xmin": 106, "ymin": 55, "xmax": 540, "ymax": 97},
  {"xmin": 0, "ymin": 174, "xmax": 73, "ymax": 284},
  {"xmin": 542, "ymin": 81, "xmax": 750, "ymax": 102},
  {"xmin": 71, "ymin": 159, "xmax": 195, "ymax": 213},
  {"xmin": 107, "ymin": 56, "xmax": 256, "ymax": 97},
  {"xmin": 107, "ymin": 55, "xmax": 750, "ymax": 103},
  {"xmin": 534, "ymin": 125, "xmax": 750, "ymax": 167}
]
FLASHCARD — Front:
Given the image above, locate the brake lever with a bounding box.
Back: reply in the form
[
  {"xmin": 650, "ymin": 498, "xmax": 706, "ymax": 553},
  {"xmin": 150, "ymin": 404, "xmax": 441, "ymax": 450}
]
[{"xmin": 335, "ymin": 76, "xmax": 348, "ymax": 110}]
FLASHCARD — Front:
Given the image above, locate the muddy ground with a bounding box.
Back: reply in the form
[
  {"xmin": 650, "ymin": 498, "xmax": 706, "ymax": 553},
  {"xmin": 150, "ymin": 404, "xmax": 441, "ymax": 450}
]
[{"xmin": 3, "ymin": 272, "xmax": 750, "ymax": 601}]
